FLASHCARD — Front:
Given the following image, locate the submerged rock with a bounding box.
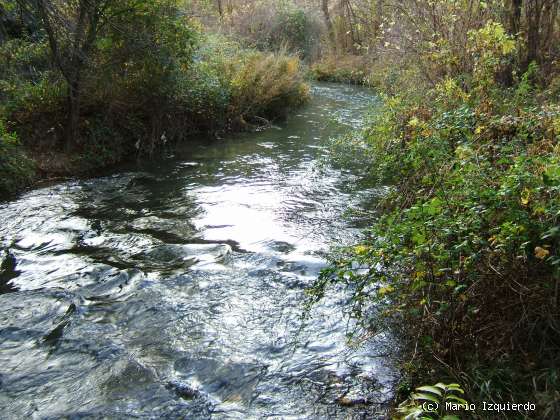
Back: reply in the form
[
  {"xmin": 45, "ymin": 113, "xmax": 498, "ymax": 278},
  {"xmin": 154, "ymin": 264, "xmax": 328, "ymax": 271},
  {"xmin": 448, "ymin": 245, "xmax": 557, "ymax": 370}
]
[
  {"xmin": 166, "ymin": 380, "xmax": 200, "ymax": 400},
  {"xmin": 337, "ymin": 395, "xmax": 368, "ymax": 407},
  {"xmin": 180, "ymin": 243, "xmax": 232, "ymax": 264},
  {"xmin": 266, "ymin": 240, "xmax": 296, "ymax": 254},
  {"xmin": 81, "ymin": 268, "xmax": 144, "ymax": 300},
  {"xmin": 138, "ymin": 243, "xmax": 232, "ymax": 271},
  {"xmin": 129, "ymin": 216, "xmax": 197, "ymax": 242},
  {"xmin": 142, "ymin": 244, "xmax": 199, "ymax": 268},
  {"xmin": 0, "ymin": 250, "xmax": 20, "ymax": 294}
]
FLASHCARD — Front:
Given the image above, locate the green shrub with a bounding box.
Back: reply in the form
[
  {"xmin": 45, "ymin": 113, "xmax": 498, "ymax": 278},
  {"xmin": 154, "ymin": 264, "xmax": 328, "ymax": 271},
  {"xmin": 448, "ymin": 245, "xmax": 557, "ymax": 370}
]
[
  {"xmin": 397, "ymin": 382, "xmax": 468, "ymax": 419},
  {"xmin": 0, "ymin": 119, "xmax": 35, "ymax": 196},
  {"xmin": 0, "ymin": 6, "xmax": 309, "ymax": 192},
  {"xmin": 191, "ymin": 35, "xmax": 309, "ymax": 128},
  {"xmin": 0, "ymin": 38, "xmax": 63, "ymax": 118},
  {"xmin": 266, "ymin": 7, "xmax": 319, "ymax": 59},
  {"xmin": 312, "ymin": 22, "xmax": 560, "ymax": 417},
  {"xmin": 221, "ymin": 3, "xmax": 322, "ymax": 60},
  {"xmin": 228, "ymin": 48, "xmax": 309, "ymax": 124}
]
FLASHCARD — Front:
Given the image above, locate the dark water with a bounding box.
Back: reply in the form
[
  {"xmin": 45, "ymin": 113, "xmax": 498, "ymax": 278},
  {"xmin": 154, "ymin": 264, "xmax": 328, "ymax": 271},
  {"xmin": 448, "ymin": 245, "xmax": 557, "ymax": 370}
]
[{"xmin": 0, "ymin": 83, "xmax": 396, "ymax": 419}]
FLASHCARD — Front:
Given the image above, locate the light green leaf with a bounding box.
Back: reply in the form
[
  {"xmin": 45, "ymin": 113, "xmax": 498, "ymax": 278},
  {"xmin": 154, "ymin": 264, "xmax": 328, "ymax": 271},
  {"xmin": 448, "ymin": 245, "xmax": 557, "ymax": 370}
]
[
  {"xmin": 411, "ymin": 392, "xmax": 440, "ymax": 404},
  {"xmin": 416, "ymin": 385, "xmax": 443, "ymax": 396},
  {"xmin": 445, "ymin": 384, "xmax": 465, "ymax": 393},
  {"xmin": 445, "ymin": 394, "xmax": 468, "ymax": 405}
]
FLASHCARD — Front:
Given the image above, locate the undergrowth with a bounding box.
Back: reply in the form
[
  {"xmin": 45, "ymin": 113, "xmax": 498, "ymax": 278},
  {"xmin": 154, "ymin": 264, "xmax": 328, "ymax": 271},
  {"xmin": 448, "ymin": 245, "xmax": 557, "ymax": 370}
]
[
  {"xmin": 0, "ymin": 30, "xmax": 308, "ymax": 196},
  {"xmin": 311, "ymin": 22, "xmax": 560, "ymax": 418},
  {"xmin": 0, "ymin": 118, "xmax": 34, "ymax": 194}
]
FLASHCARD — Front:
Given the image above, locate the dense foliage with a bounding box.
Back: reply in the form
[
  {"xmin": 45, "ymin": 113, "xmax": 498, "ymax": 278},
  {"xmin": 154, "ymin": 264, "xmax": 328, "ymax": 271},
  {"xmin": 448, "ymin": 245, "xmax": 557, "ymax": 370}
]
[
  {"xmin": 185, "ymin": 0, "xmax": 323, "ymax": 60},
  {"xmin": 312, "ymin": 18, "xmax": 560, "ymax": 418},
  {"xmin": 0, "ymin": 0, "xmax": 308, "ymax": 196},
  {"xmin": 3, "ymin": 0, "xmax": 560, "ymax": 416},
  {"xmin": 0, "ymin": 118, "xmax": 34, "ymax": 193}
]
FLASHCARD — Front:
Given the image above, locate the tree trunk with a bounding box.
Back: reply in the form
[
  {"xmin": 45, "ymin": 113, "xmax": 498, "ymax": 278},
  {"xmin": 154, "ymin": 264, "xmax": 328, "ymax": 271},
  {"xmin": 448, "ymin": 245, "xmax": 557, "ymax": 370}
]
[
  {"xmin": 321, "ymin": 0, "xmax": 336, "ymax": 53},
  {"xmin": 508, "ymin": 0, "xmax": 522, "ymax": 35},
  {"xmin": 540, "ymin": 0, "xmax": 560, "ymax": 78},
  {"xmin": 525, "ymin": 0, "xmax": 543, "ymax": 67},
  {"xmin": 499, "ymin": 0, "xmax": 523, "ymax": 85},
  {"xmin": 216, "ymin": 0, "xmax": 223, "ymax": 18},
  {"xmin": 344, "ymin": 0, "xmax": 360, "ymax": 53},
  {"xmin": 66, "ymin": 79, "xmax": 81, "ymax": 151}
]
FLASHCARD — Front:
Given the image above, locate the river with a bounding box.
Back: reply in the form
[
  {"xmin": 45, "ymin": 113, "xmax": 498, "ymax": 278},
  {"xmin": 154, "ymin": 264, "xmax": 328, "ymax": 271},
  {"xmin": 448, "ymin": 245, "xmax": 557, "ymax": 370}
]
[{"xmin": 0, "ymin": 83, "xmax": 396, "ymax": 419}]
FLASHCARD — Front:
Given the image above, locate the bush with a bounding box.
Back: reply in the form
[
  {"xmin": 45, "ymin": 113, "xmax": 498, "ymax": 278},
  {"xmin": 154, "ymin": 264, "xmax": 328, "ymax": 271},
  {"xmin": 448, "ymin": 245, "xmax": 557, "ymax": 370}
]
[
  {"xmin": 266, "ymin": 7, "xmax": 321, "ymax": 59},
  {"xmin": 0, "ymin": 119, "xmax": 35, "ymax": 196},
  {"xmin": 180, "ymin": 35, "xmax": 309, "ymax": 130},
  {"xmin": 312, "ymin": 22, "xmax": 560, "ymax": 417},
  {"xmin": 221, "ymin": 2, "xmax": 322, "ymax": 60},
  {"xmin": 227, "ymin": 48, "xmax": 309, "ymax": 124},
  {"xmin": 0, "ymin": 38, "xmax": 62, "ymax": 117},
  {"xmin": 0, "ymin": 22, "xmax": 309, "ymax": 185},
  {"xmin": 309, "ymin": 55, "xmax": 371, "ymax": 85}
]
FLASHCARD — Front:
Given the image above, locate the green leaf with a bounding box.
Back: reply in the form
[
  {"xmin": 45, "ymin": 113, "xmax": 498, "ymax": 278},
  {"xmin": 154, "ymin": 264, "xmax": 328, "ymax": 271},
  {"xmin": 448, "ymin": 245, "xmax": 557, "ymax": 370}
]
[
  {"xmin": 416, "ymin": 385, "xmax": 443, "ymax": 396},
  {"xmin": 411, "ymin": 392, "xmax": 440, "ymax": 404},
  {"xmin": 402, "ymin": 408, "xmax": 424, "ymax": 420},
  {"xmin": 445, "ymin": 394, "xmax": 468, "ymax": 405}
]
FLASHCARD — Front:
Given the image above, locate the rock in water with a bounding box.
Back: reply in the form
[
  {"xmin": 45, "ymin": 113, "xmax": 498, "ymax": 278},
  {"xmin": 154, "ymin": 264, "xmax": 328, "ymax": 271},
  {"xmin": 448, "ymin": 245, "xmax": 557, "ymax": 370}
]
[{"xmin": 0, "ymin": 250, "xmax": 19, "ymax": 294}]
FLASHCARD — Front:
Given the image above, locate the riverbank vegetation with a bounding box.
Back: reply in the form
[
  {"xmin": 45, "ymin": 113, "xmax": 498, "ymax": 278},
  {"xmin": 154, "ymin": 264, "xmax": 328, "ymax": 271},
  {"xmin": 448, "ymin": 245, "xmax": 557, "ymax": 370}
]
[
  {"xmin": 202, "ymin": 3, "xmax": 560, "ymax": 416},
  {"xmin": 306, "ymin": 1, "xmax": 560, "ymax": 418},
  {"xmin": 0, "ymin": 0, "xmax": 308, "ymax": 196},
  {"xmin": 3, "ymin": 0, "xmax": 560, "ymax": 417}
]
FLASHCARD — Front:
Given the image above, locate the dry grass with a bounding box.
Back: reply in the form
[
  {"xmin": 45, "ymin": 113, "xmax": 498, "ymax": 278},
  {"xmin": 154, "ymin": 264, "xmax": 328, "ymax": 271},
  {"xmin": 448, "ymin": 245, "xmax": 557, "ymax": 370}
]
[
  {"xmin": 229, "ymin": 48, "xmax": 309, "ymax": 125},
  {"xmin": 310, "ymin": 54, "xmax": 372, "ymax": 85}
]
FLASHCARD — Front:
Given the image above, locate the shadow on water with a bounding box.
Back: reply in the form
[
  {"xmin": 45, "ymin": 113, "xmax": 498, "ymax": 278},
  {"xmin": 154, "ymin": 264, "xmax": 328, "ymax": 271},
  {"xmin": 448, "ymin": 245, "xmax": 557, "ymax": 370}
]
[{"xmin": 0, "ymin": 83, "xmax": 397, "ymax": 418}]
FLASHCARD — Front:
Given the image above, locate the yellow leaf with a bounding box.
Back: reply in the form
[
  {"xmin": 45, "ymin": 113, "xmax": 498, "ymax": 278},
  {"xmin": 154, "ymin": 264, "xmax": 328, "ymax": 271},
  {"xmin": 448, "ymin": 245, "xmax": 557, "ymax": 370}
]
[
  {"xmin": 533, "ymin": 206, "xmax": 545, "ymax": 216},
  {"xmin": 535, "ymin": 247, "xmax": 550, "ymax": 260},
  {"xmin": 408, "ymin": 117, "xmax": 420, "ymax": 127},
  {"xmin": 354, "ymin": 245, "xmax": 369, "ymax": 255},
  {"xmin": 520, "ymin": 188, "xmax": 531, "ymax": 206},
  {"xmin": 378, "ymin": 285, "xmax": 395, "ymax": 296}
]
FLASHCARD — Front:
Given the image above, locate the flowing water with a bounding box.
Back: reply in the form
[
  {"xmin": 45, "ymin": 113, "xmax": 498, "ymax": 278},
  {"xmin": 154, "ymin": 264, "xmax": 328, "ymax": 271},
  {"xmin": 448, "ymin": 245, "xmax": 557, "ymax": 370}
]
[{"xmin": 0, "ymin": 83, "xmax": 397, "ymax": 419}]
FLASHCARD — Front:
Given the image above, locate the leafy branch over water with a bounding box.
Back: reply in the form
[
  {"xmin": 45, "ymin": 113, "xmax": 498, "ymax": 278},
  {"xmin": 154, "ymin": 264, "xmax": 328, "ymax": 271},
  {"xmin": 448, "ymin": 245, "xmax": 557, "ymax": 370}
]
[{"xmin": 314, "ymin": 20, "xmax": 560, "ymax": 417}]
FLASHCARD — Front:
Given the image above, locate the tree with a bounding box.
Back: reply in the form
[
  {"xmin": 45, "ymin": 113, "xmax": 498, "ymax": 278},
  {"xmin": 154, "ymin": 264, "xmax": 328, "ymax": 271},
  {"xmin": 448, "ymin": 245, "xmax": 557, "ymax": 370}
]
[
  {"xmin": 32, "ymin": 0, "xmax": 115, "ymax": 149},
  {"xmin": 525, "ymin": 0, "xmax": 560, "ymax": 69},
  {"xmin": 0, "ymin": 0, "xmax": 39, "ymax": 42},
  {"xmin": 321, "ymin": 0, "xmax": 335, "ymax": 50},
  {"xmin": 216, "ymin": 0, "xmax": 223, "ymax": 17}
]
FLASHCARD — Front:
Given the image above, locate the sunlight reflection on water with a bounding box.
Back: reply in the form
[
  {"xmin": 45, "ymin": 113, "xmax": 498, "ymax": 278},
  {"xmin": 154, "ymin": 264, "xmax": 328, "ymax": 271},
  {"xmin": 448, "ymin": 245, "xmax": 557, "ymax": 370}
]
[{"xmin": 0, "ymin": 83, "xmax": 395, "ymax": 419}]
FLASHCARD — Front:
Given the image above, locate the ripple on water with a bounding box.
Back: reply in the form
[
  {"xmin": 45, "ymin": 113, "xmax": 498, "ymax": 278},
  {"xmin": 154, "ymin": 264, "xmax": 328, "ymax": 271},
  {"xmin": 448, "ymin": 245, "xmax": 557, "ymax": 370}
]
[{"xmin": 0, "ymin": 83, "xmax": 395, "ymax": 419}]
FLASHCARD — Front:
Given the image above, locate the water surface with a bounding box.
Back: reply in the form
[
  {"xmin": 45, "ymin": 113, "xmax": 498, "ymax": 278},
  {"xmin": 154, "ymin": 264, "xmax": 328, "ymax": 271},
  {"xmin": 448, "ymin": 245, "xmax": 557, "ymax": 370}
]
[{"xmin": 0, "ymin": 83, "xmax": 396, "ymax": 419}]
